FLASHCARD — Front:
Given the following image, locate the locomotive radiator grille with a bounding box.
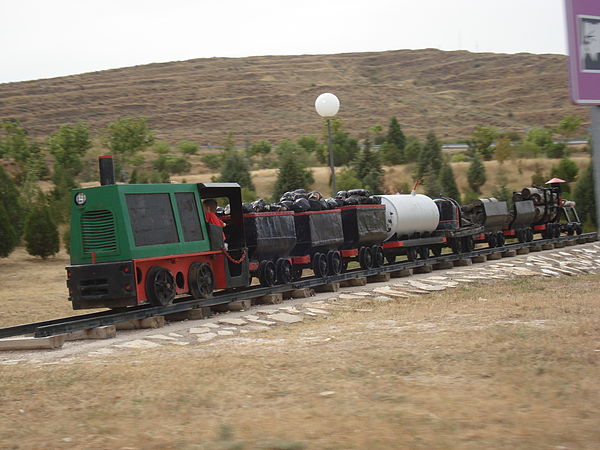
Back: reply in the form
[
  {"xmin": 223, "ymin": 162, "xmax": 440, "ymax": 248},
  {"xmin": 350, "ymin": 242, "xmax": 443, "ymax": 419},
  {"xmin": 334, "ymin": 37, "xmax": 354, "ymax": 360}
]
[{"xmin": 81, "ymin": 210, "xmax": 118, "ymax": 253}]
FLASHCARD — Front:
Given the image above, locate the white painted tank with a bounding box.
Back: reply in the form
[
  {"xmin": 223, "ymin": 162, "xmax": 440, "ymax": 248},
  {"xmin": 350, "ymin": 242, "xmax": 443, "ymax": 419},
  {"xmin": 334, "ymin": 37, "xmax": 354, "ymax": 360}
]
[{"xmin": 379, "ymin": 193, "xmax": 440, "ymax": 240}]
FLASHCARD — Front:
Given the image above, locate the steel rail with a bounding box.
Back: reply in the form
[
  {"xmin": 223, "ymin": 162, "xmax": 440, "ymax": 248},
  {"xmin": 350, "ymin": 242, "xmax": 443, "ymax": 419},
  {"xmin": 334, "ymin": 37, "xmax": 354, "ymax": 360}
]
[{"xmin": 0, "ymin": 232, "xmax": 596, "ymax": 340}]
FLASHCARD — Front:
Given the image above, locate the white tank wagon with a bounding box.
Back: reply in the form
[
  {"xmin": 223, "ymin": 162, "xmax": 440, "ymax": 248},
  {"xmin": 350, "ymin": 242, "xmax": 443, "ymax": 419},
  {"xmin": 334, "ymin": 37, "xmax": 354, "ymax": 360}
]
[
  {"xmin": 379, "ymin": 193, "xmax": 440, "ymax": 240},
  {"xmin": 379, "ymin": 193, "xmax": 486, "ymax": 262}
]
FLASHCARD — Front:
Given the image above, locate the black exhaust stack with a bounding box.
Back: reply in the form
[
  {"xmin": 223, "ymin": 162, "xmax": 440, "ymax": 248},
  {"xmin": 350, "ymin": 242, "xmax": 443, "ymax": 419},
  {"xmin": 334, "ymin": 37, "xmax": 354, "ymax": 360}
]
[{"xmin": 99, "ymin": 156, "xmax": 115, "ymax": 186}]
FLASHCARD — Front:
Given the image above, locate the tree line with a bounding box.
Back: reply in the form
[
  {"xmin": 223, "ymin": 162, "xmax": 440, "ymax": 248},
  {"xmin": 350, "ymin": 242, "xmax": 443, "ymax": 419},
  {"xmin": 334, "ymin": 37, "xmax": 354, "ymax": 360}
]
[{"xmin": 0, "ymin": 113, "xmax": 596, "ymax": 260}]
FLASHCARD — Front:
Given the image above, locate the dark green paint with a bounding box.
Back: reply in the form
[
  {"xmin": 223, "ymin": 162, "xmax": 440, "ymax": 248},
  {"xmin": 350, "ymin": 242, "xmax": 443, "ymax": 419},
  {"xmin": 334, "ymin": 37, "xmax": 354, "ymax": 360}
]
[{"xmin": 69, "ymin": 183, "xmax": 211, "ymax": 265}]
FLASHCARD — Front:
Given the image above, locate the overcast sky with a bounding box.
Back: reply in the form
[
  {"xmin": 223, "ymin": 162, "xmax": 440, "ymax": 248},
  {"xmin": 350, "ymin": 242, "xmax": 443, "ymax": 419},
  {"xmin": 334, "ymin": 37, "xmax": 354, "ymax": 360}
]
[{"xmin": 1, "ymin": 0, "xmax": 568, "ymax": 84}]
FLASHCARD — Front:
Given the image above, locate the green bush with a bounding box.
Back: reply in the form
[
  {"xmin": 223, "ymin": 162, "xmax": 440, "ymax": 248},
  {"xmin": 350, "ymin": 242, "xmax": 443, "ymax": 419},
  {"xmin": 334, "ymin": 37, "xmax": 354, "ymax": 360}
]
[
  {"xmin": 450, "ymin": 153, "xmax": 468, "ymax": 163},
  {"xmin": 336, "ymin": 167, "xmax": 362, "ymax": 192},
  {"xmin": 551, "ymin": 158, "xmax": 578, "ymax": 182},
  {"xmin": 63, "ymin": 227, "xmax": 71, "ymax": 254},
  {"xmin": 152, "ymin": 155, "xmax": 191, "ymax": 175},
  {"xmin": 201, "ymin": 153, "xmax": 224, "ymax": 171},
  {"xmin": 272, "ymin": 151, "xmax": 314, "ymax": 201},
  {"xmin": 462, "ymin": 190, "xmax": 480, "ymax": 204},
  {"xmin": 0, "ymin": 166, "xmax": 24, "ymax": 246},
  {"xmin": 218, "ymin": 150, "xmax": 255, "ymax": 191},
  {"xmin": 466, "ymin": 153, "xmax": 486, "ymax": 194},
  {"xmin": 546, "ymin": 142, "xmax": 567, "ymax": 159},
  {"xmin": 178, "ymin": 141, "xmax": 199, "ymax": 155},
  {"xmin": 23, "ymin": 199, "xmax": 60, "ymax": 259},
  {"xmin": 573, "ymin": 164, "xmax": 596, "ymax": 228},
  {"xmin": 0, "ymin": 202, "xmax": 17, "ymax": 258},
  {"xmin": 153, "ymin": 141, "xmax": 171, "ymax": 155}
]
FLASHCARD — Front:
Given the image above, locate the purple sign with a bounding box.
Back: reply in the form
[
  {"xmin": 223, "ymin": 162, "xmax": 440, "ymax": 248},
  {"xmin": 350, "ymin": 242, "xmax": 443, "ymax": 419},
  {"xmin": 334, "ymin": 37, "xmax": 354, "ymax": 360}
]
[{"xmin": 566, "ymin": 0, "xmax": 600, "ymax": 105}]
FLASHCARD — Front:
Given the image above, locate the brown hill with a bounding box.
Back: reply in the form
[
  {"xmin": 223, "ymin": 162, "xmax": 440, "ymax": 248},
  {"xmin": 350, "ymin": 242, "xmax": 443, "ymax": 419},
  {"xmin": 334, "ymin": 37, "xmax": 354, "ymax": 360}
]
[{"xmin": 0, "ymin": 49, "xmax": 586, "ymax": 144}]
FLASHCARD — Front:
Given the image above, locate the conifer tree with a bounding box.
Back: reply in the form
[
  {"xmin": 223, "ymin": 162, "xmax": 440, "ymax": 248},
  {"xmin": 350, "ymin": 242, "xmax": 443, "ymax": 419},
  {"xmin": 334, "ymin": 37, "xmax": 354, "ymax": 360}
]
[
  {"xmin": 23, "ymin": 196, "xmax": 60, "ymax": 259},
  {"xmin": 439, "ymin": 161, "xmax": 460, "ymax": 202},
  {"xmin": 336, "ymin": 167, "xmax": 362, "ymax": 192},
  {"xmin": 491, "ymin": 168, "xmax": 512, "ymax": 206},
  {"xmin": 467, "ymin": 153, "xmax": 487, "ymax": 194},
  {"xmin": 417, "ymin": 131, "xmax": 442, "ymax": 179},
  {"xmin": 353, "ymin": 138, "xmax": 384, "ymax": 193},
  {"xmin": 0, "ymin": 202, "xmax": 17, "ymax": 258},
  {"xmin": 424, "ymin": 168, "xmax": 443, "ymax": 198},
  {"xmin": 404, "ymin": 136, "xmax": 423, "ymax": 163},
  {"xmin": 0, "ymin": 166, "xmax": 24, "ymax": 242},
  {"xmin": 573, "ymin": 164, "xmax": 596, "ymax": 228},
  {"xmin": 386, "ymin": 116, "xmax": 406, "ymax": 152},
  {"xmin": 381, "ymin": 116, "xmax": 406, "ymax": 165},
  {"xmin": 217, "ymin": 149, "xmax": 255, "ymax": 192},
  {"xmin": 272, "ymin": 149, "xmax": 315, "ymax": 201}
]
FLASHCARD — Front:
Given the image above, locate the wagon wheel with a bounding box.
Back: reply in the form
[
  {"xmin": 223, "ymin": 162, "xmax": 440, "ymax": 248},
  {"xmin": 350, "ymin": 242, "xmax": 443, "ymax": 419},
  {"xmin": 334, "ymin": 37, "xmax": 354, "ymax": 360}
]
[
  {"xmin": 487, "ymin": 233, "xmax": 497, "ymax": 248},
  {"xmin": 516, "ymin": 228, "xmax": 525, "ymax": 243},
  {"xmin": 372, "ymin": 245, "xmax": 384, "ymax": 268},
  {"xmin": 327, "ymin": 251, "xmax": 342, "ymax": 275},
  {"xmin": 188, "ymin": 262, "xmax": 214, "ymax": 299},
  {"xmin": 450, "ymin": 238, "xmax": 462, "ymax": 255},
  {"xmin": 431, "ymin": 246, "xmax": 442, "ymax": 257},
  {"xmin": 576, "ymin": 224, "xmax": 583, "ymax": 235},
  {"xmin": 313, "ymin": 253, "xmax": 328, "ymax": 278},
  {"xmin": 496, "ymin": 231, "xmax": 506, "ymax": 247},
  {"xmin": 406, "ymin": 247, "xmax": 417, "ymax": 262},
  {"xmin": 541, "ymin": 227, "xmax": 549, "ymax": 239},
  {"xmin": 385, "ymin": 254, "xmax": 396, "ymax": 264},
  {"xmin": 418, "ymin": 246, "xmax": 429, "ymax": 260},
  {"xmin": 146, "ymin": 266, "xmax": 176, "ymax": 306},
  {"xmin": 291, "ymin": 266, "xmax": 303, "ymax": 282},
  {"xmin": 359, "ymin": 246, "xmax": 373, "ymax": 269},
  {"xmin": 276, "ymin": 258, "xmax": 293, "ymax": 285},
  {"xmin": 341, "ymin": 259, "xmax": 349, "ymax": 273},
  {"xmin": 554, "ymin": 223, "xmax": 562, "ymax": 238},
  {"xmin": 259, "ymin": 260, "xmax": 276, "ymax": 287},
  {"xmin": 463, "ymin": 236, "xmax": 474, "ymax": 253}
]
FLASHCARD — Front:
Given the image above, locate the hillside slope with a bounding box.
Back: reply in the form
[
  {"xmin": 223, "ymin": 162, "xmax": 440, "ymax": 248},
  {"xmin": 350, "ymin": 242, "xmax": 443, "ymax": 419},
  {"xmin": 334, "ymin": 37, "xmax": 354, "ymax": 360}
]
[{"xmin": 0, "ymin": 49, "xmax": 584, "ymax": 144}]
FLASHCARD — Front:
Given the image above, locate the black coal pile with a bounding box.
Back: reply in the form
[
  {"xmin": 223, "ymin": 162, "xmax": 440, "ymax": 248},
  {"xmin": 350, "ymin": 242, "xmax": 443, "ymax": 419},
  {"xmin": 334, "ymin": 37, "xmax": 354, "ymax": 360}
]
[
  {"xmin": 239, "ymin": 188, "xmax": 381, "ymax": 214},
  {"xmin": 335, "ymin": 189, "xmax": 381, "ymax": 206}
]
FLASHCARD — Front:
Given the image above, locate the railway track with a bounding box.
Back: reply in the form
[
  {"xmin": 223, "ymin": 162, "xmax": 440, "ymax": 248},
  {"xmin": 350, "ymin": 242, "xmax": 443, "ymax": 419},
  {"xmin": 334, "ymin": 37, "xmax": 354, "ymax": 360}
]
[{"xmin": 0, "ymin": 232, "xmax": 597, "ymax": 341}]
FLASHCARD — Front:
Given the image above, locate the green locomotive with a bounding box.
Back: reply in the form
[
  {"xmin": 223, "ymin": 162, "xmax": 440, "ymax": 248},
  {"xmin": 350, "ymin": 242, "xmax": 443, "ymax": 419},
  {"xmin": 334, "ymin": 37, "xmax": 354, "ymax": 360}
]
[{"xmin": 67, "ymin": 156, "xmax": 249, "ymax": 309}]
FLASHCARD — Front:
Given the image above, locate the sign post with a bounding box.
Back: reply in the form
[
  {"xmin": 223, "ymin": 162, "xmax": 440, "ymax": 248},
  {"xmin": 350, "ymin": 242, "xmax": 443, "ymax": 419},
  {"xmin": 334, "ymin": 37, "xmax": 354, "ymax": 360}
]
[{"xmin": 565, "ymin": 0, "xmax": 600, "ymax": 229}]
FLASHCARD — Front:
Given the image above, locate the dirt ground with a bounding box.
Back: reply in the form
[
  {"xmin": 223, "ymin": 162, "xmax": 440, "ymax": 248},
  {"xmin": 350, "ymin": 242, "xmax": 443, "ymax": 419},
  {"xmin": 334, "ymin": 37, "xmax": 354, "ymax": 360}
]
[
  {"xmin": 0, "ymin": 248, "xmax": 81, "ymax": 328},
  {"xmin": 0, "ymin": 245, "xmax": 599, "ymax": 449}
]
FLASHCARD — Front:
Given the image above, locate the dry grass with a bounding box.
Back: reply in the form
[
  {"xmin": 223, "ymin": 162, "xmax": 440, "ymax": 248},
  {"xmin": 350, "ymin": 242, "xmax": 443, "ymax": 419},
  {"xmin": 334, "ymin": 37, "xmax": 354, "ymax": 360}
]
[
  {"xmin": 0, "ymin": 247, "xmax": 79, "ymax": 327},
  {"xmin": 1, "ymin": 274, "xmax": 599, "ymax": 448},
  {"xmin": 0, "ymin": 49, "xmax": 586, "ymax": 145}
]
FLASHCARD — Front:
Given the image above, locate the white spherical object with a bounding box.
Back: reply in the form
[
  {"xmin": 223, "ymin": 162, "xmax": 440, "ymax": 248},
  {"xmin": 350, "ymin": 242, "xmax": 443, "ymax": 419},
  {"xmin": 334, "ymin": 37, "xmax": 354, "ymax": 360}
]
[{"xmin": 315, "ymin": 93, "xmax": 340, "ymax": 117}]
